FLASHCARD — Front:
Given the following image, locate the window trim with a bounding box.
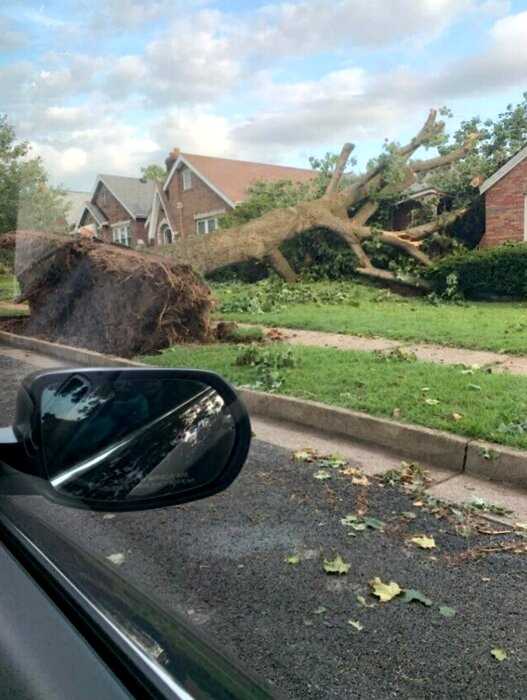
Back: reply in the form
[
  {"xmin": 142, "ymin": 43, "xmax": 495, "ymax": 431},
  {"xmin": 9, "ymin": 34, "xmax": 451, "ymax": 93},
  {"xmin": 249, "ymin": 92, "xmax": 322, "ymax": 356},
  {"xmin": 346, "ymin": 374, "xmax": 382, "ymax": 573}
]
[
  {"xmin": 182, "ymin": 169, "xmax": 192, "ymax": 191},
  {"xmin": 195, "ymin": 216, "xmax": 218, "ymax": 235},
  {"xmin": 112, "ymin": 222, "xmax": 131, "ymax": 247}
]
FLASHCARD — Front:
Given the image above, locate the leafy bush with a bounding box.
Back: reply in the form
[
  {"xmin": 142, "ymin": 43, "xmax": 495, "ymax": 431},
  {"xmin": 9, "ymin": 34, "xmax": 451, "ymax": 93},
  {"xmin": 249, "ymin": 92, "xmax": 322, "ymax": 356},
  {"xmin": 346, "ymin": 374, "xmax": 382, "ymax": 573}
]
[
  {"xmin": 218, "ymin": 277, "xmax": 361, "ymax": 314},
  {"xmin": 427, "ymin": 242, "xmax": 527, "ymax": 298},
  {"xmin": 235, "ymin": 344, "xmax": 298, "ymax": 392},
  {"xmin": 281, "ymin": 228, "xmax": 358, "ymax": 280}
]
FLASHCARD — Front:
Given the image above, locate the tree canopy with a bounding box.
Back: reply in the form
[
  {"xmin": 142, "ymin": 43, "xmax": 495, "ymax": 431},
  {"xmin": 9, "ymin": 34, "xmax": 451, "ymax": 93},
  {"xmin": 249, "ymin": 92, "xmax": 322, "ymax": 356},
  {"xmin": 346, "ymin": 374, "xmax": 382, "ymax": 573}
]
[{"xmin": 0, "ymin": 115, "xmax": 69, "ymax": 235}]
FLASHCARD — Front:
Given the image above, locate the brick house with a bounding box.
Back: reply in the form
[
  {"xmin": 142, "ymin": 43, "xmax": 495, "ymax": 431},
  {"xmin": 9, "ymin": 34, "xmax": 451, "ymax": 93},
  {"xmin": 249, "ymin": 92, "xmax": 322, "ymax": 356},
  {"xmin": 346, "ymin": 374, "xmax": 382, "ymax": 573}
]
[
  {"xmin": 77, "ymin": 175, "xmax": 155, "ymax": 247},
  {"xmin": 479, "ymin": 146, "xmax": 527, "ymax": 247},
  {"xmin": 146, "ymin": 149, "xmax": 315, "ymax": 245}
]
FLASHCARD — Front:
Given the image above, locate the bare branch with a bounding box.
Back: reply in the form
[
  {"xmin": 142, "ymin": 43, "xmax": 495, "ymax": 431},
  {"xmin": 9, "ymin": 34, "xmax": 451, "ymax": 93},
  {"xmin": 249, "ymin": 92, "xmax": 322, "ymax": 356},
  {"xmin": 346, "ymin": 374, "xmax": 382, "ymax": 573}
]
[
  {"xmin": 352, "ymin": 226, "xmax": 433, "ymax": 267},
  {"xmin": 324, "ymin": 143, "xmax": 354, "ymax": 196},
  {"xmin": 411, "ymin": 133, "xmax": 480, "ymax": 174},
  {"xmin": 356, "ymin": 266, "xmax": 432, "ymax": 290},
  {"xmin": 398, "ymin": 207, "xmax": 469, "ymax": 240},
  {"xmin": 266, "ymin": 248, "xmax": 298, "ymax": 283},
  {"xmin": 348, "ymin": 200, "xmax": 379, "ymax": 227}
]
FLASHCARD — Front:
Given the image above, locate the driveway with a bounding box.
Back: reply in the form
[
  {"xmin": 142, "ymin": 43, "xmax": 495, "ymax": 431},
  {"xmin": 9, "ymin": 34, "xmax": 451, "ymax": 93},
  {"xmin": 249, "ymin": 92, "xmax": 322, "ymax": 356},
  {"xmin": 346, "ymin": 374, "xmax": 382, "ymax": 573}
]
[{"xmin": 1, "ymin": 352, "xmax": 527, "ymax": 698}]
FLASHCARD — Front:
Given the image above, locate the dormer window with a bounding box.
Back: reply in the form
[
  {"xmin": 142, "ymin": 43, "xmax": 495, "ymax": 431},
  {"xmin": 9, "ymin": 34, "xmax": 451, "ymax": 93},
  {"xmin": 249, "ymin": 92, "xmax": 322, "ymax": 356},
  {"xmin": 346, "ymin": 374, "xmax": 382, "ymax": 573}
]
[{"xmin": 182, "ymin": 168, "xmax": 192, "ymax": 191}]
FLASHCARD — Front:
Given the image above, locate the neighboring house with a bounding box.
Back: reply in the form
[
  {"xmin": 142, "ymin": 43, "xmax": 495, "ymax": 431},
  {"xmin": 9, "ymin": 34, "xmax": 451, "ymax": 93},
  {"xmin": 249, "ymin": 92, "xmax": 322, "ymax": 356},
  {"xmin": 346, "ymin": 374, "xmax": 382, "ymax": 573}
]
[
  {"xmin": 146, "ymin": 148, "xmax": 316, "ymax": 245},
  {"xmin": 77, "ymin": 175, "xmax": 155, "ymax": 247},
  {"xmin": 391, "ymin": 183, "xmax": 451, "ymax": 231},
  {"xmin": 479, "ymin": 146, "xmax": 527, "ymax": 247},
  {"xmin": 61, "ymin": 190, "xmax": 90, "ymax": 230}
]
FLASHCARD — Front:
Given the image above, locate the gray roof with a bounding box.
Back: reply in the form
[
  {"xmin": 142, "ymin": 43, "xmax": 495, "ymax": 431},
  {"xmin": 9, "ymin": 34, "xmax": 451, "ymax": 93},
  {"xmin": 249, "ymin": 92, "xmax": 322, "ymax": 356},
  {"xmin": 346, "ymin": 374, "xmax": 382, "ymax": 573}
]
[
  {"xmin": 99, "ymin": 175, "xmax": 155, "ymax": 218},
  {"xmin": 61, "ymin": 190, "xmax": 91, "ymax": 226}
]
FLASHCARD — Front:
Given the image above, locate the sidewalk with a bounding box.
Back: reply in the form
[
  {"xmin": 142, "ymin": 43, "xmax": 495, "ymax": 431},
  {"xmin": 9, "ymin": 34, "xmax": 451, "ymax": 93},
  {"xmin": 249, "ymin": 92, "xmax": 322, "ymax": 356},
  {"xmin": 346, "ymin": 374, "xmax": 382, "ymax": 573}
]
[{"xmin": 250, "ymin": 324, "xmax": 527, "ymax": 375}]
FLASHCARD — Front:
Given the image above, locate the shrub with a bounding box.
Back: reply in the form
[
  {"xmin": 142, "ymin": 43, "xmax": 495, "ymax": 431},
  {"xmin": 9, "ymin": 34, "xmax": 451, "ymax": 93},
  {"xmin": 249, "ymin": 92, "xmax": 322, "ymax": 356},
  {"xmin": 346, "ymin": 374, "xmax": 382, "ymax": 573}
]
[{"xmin": 427, "ymin": 242, "xmax": 527, "ymax": 298}]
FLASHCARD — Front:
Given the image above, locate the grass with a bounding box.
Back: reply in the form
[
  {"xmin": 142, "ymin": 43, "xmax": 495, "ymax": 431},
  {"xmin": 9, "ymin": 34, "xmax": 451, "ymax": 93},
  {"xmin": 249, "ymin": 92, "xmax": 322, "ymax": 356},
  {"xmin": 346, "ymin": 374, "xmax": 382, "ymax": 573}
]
[
  {"xmin": 213, "ymin": 280, "xmax": 527, "ymax": 354},
  {"xmin": 140, "ymin": 342, "xmax": 527, "ymax": 451},
  {"xmin": 0, "ymin": 274, "xmax": 27, "ymax": 317}
]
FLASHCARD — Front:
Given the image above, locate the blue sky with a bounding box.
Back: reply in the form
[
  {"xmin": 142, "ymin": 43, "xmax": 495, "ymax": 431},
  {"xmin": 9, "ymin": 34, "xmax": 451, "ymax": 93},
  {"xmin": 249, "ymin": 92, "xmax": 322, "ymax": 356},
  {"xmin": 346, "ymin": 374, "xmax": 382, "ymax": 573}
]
[{"xmin": 1, "ymin": 0, "xmax": 527, "ymax": 190}]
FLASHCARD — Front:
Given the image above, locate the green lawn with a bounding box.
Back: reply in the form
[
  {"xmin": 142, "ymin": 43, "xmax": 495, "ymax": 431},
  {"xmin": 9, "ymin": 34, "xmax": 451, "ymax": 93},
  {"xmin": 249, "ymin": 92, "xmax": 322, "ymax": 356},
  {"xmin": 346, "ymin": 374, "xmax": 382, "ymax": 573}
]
[
  {"xmin": 141, "ymin": 343, "xmax": 527, "ymax": 451},
  {"xmin": 0, "ymin": 274, "xmax": 17, "ymax": 302},
  {"xmin": 213, "ymin": 280, "xmax": 527, "ymax": 354}
]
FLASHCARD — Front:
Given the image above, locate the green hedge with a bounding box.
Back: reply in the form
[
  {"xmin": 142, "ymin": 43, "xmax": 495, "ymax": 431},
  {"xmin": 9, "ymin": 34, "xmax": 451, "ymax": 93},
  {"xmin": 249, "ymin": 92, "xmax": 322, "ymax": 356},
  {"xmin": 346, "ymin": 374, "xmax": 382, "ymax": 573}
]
[{"xmin": 427, "ymin": 242, "xmax": 527, "ymax": 298}]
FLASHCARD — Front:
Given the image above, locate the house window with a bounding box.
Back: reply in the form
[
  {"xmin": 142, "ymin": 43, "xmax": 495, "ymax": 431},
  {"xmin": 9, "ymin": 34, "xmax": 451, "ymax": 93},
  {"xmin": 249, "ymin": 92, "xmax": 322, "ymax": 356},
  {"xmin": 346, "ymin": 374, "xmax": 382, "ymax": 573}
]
[
  {"xmin": 112, "ymin": 223, "xmax": 131, "ymax": 247},
  {"xmin": 182, "ymin": 168, "xmax": 192, "ymax": 190},
  {"xmin": 196, "ymin": 217, "xmax": 218, "ymax": 235}
]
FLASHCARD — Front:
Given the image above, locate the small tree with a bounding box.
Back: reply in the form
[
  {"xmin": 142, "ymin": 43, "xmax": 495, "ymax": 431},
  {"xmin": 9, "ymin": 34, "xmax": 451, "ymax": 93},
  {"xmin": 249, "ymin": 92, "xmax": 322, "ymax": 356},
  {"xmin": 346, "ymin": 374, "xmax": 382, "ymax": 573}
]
[
  {"xmin": 140, "ymin": 164, "xmax": 166, "ymax": 182},
  {"xmin": 0, "ymin": 115, "xmax": 69, "ymax": 235}
]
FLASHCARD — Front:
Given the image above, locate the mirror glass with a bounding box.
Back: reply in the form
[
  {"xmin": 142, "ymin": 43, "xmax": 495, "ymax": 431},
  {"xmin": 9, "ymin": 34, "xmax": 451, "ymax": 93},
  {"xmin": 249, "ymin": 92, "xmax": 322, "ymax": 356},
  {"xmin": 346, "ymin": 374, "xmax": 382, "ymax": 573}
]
[{"xmin": 39, "ymin": 373, "xmax": 236, "ymax": 502}]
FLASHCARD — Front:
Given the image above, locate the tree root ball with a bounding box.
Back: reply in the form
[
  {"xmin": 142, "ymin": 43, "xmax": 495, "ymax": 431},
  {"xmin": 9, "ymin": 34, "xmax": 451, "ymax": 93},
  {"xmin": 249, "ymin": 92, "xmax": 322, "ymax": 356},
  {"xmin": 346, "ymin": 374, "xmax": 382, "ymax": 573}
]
[{"xmin": 11, "ymin": 231, "xmax": 214, "ymax": 357}]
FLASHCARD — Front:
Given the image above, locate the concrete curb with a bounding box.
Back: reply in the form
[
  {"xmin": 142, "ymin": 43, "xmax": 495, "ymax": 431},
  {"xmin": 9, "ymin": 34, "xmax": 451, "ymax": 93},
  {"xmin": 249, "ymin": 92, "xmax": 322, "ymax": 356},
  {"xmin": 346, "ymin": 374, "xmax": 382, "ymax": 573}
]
[{"xmin": 1, "ymin": 329, "xmax": 526, "ymax": 490}]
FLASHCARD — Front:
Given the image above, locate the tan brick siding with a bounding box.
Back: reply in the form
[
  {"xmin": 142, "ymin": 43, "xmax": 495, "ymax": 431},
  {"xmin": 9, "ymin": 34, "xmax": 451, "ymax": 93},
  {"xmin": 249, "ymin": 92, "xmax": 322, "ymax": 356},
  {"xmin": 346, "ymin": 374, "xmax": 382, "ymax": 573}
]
[{"xmin": 481, "ymin": 158, "xmax": 527, "ymax": 247}]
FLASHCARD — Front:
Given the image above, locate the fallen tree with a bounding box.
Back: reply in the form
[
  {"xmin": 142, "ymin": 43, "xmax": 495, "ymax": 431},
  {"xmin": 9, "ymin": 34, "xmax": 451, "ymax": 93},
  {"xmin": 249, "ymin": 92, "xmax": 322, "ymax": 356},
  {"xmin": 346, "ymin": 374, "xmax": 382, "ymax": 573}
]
[
  {"xmin": 166, "ymin": 110, "xmax": 480, "ymax": 287},
  {"xmin": 9, "ymin": 231, "xmax": 213, "ymax": 356}
]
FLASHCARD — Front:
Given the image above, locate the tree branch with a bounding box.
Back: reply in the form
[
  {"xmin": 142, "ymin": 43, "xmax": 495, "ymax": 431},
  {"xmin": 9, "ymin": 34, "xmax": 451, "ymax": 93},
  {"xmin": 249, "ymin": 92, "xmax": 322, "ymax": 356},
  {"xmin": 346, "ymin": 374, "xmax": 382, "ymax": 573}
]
[
  {"xmin": 352, "ymin": 226, "xmax": 433, "ymax": 267},
  {"xmin": 266, "ymin": 248, "xmax": 298, "ymax": 282},
  {"xmin": 411, "ymin": 133, "xmax": 480, "ymax": 174},
  {"xmin": 398, "ymin": 207, "xmax": 469, "ymax": 240},
  {"xmin": 324, "ymin": 142, "xmax": 354, "ymax": 196}
]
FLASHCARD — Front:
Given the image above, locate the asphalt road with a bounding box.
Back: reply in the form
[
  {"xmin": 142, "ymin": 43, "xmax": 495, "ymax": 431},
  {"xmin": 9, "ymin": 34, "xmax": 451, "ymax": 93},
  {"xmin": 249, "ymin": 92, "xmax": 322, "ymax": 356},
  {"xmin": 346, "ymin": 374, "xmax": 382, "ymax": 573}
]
[{"xmin": 1, "ymin": 353, "xmax": 527, "ymax": 699}]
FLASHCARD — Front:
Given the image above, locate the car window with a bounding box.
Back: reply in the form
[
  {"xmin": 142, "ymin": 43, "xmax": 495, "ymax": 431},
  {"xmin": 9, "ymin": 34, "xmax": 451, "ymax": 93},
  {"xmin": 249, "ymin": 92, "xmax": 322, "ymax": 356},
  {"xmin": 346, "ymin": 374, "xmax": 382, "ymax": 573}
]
[{"xmin": 2, "ymin": 1, "xmax": 527, "ymax": 698}]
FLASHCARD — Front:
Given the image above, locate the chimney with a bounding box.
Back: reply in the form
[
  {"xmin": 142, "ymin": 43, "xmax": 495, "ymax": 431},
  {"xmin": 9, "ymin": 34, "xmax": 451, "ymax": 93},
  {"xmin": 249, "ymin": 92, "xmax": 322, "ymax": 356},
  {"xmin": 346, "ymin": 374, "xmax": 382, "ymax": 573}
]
[{"xmin": 165, "ymin": 147, "xmax": 180, "ymax": 173}]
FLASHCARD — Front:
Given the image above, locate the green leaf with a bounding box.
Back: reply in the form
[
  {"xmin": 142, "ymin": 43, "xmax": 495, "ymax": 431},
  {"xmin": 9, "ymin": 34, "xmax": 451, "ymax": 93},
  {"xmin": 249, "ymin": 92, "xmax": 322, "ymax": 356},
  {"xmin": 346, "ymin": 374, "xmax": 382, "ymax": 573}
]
[
  {"xmin": 369, "ymin": 577, "xmax": 402, "ymax": 602},
  {"xmin": 424, "ymin": 398, "xmax": 440, "ymax": 406},
  {"xmin": 348, "ymin": 620, "xmax": 364, "ymax": 631},
  {"xmin": 439, "ymin": 606, "xmax": 457, "ymax": 618},
  {"xmin": 285, "ymin": 555, "xmax": 300, "ymax": 565},
  {"xmin": 323, "ymin": 555, "xmax": 350, "ymax": 575},
  {"xmin": 313, "ymin": 469, "xmax": 332, "ymax": 480},
  {"xmin": 363, "ymin": 516, "xmax": 385, "ymax": 531},
  {"xmin": 468, "ymin": 383, "xmax": 482, "ymax": 391},
  {"xmin": 491, "ymin": 648, "xmax": 507, "ymax": 661},
  {"xmin": 340, "ymin": 514, "xmax": 360, "ymax": 526},
  {"xmin": 318, "ymin": 455, "xmax": 347, "ymax": 469},
  {"xmin": 402, "ymin": 589, "xmax": 432, "ymax": 606}
]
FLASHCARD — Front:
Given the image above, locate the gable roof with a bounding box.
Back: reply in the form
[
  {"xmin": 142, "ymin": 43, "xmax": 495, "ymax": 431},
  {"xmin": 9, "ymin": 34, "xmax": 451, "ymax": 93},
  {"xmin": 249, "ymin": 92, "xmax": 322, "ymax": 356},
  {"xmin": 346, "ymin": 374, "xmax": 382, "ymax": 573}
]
[
  {"xmin": 146, "ymin": 183, "xmax": 179, "ymax": 240},
  {"xmin": 77, "ymin": 201, "xmax": 108, "ymax": 229},
  {"xmin": 164, "ymin": 153, "xmax": 316, "ymax": 205},
  {"xmin": 96, "ymin": 175, "xmax": 155, "ymax": 218},
  {"xmin": 61, "ymin": 190, "xmax": 90, "ymax": 227},
  {"xmin": 479, "ymin": 144, "xmax": 527, "ymax": 194}
]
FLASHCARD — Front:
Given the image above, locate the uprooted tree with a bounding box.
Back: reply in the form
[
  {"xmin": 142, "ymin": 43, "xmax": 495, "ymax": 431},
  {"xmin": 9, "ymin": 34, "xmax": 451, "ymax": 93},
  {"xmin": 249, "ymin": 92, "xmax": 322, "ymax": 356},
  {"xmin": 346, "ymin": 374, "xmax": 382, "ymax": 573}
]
[{"xmin": 166, "ymin": 109, "xmax": 481, "ymax": 288}]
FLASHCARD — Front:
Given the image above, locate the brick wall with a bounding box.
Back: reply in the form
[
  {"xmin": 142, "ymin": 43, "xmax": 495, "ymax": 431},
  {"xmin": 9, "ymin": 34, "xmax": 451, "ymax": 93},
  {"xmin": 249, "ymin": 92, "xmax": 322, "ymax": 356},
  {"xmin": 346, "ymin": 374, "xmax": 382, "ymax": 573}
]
[
  {"xmin": 480, "ymin": 157, "xmax": 527, "ymax": 247},
  {"xmin": 165, "ymin": 166, "xmax": 231, "ymax": 238},
  {"xmin": 92, "ymin": 183, "xmax": 146, "ymax": 246}
]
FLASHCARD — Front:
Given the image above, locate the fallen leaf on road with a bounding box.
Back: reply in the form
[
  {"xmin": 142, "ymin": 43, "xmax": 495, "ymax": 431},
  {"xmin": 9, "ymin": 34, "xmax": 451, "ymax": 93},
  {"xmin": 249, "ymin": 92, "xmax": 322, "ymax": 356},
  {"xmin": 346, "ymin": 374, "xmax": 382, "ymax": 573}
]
[
  {"xmin": 356, "ymin": 595, "xmax": 375, "ymax": 608},
  {"xmin": 369, "ymin": 577, "xmax": 401, "ymax": 602},
  {"xmin": 413, "ymin": 500, "xmax": 424, "ymax": 507},
  {"xmin": 481, "ymin": 577, "xmax": 491, "ymax": 582},
  {"xmin": 318, "ymin": 455, "xmax": 347, "ymax": 469},
  {"xmin": 286, "ymin": 555, "xmax": 300, "ymax": 565},
  {"xmin": 342, "ymin": 466, "xmax": 364, "ymax": 478},
  {"xmin": 402, "ymin": 511, "xmax": 417, "ymax": 519},
  {"xmin": 348, "ymin": 620, "xmax": 364, "ymax": 631},
  {"xmin": 514, "ymin": 522, "xmax": 527, "ymax": 531},
  {"xmin": 439, "ymin": 606, "xmax": 457, "ymax": 618},
  {"xmin": 313, "ymin": 606, "xmax": 327, "ymax": 615},
  {"xmin": 410, "ymin": 535, "xmax": 437, "ymax": 550},
  {"xmin": 402, "ymin": 589, "xmax": 432, "ymax": 606},
  {"xmin": 352, "ymin": 475, "xmax": 370, "ymax": 486},
  {"xmin": 102, "ymin": 513, "xmax": 116, "ymax": 520},
  {"xmin": 323, "ymin": 555, "xmax": 350, "ymax": 575},
  {"xmin": 106, "ymin": 553, "xmax": 125, "ymax": 566},
  {"xmin": 363, "ymin": 516, "xmax": 385, "ymax": 531},
  {"xmin": 491, "ymin": 648, "xmax": 507, "ymax": 661},
  {"xmin": 314, "ymin": 469, "xmax": 332, "ymax": 480},
  {"xmin": 293, "ymin": 449, "xmax": 317, "ymax": 462}
]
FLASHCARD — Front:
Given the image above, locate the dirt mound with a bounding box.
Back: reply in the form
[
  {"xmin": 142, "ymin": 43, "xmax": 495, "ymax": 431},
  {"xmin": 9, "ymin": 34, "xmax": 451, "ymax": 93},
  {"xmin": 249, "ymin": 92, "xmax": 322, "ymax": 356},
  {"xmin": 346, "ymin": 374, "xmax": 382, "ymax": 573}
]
[{"xmin": 12, "ymin": 231, "xmax": 214, "ymax": 357}]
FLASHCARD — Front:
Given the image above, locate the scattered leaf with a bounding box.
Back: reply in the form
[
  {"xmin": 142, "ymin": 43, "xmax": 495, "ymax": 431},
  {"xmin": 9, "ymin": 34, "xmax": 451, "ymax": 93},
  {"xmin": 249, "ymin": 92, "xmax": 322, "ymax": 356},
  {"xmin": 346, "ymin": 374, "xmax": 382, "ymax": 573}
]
[
  {"xmin": 410, "ymin": 535, "xmax": 436, "ymax": 550},
  {"xmin": 352, "ymin": 475, "xmax": 370, "ymax": 486},
  {"xmin": 424, "ymin": 398, "xmax": 439, "ymax": 406},
  {"xmin": 356, "ymin": 595, "xmax": 375, "ymax": 608},
  {"xmin": 323, "ymin": 555, "xmax": 350, "ymax": 575},
  {"xmin": 439, "ymin": 606, "xmax": 457, "ymax": 618},
  {"xmin": 341, "ymin": 514, "xmax": 360, "ymax": 526},
  {"xmin": 369, "ymin": 577, "xmax": 402, "ymax": 602},
  {"xmin": 392, "ymin": 408, "xmax": 401, "ymax": 418},
  {"xmin": 363, "ymin": 516, "xmax": 385, "ymax": 531},
  {"xmin": 318, "ymin": 455, "xmax": 347, "ymax": 469},
  {"xmin": 293, "ymin": 449, "xmax": 317, "ymax": 462},
  {"xmin": 421, "ymin": 387, "xmax": 430, "ymax": 393},
  {"xmin": 514, "ymin": 522, "xmax": 527, "ymax": 531},
  {"xmin": 481, "ymin": 577, "xmax": 491, "ymax": 582},
  {"xmin": 402, "ymin": 511, "xmax": 417, "ymax": 520},
  {"xmin": 451, "ymin": 412, "xmax": 463, "ymax": 422},
  {"xmin": 342, "ymin": 466, "xmax": 364, "ymax": 478},
  {"xmin": 286, "ymin": 555, "xmax": 300, "ymax": 565},
  {"xmin": 491, "ymin": 648, "xmax": 507, "ymax": 662},
  {"xmin": 413, "ymin": 500, "xmax": 424, "ymax": 507},
  {"xmin": 106, "ymin": 552, "xmax": 125, "ymax": 566},
  {"xmin": 402, "ymin": 589, "xmax": 432, "ymax": 606},
  {"xmin": 468, "ymin": 383, "xmax": 481, "ymax": 391},
  {"xmin": 102, "ymin": 513, "xmax": 116, "ymax": 520},
  {"xmin": 314, "ymin": 469, "xmax": 332, "ymax": 480},
  {"xmin": 313, "ymin": 606, "xmax": 327, "ymax": 615},
  {"xmin": 348, "ymin": 620, "xmax": 364, "ymax": 631}
]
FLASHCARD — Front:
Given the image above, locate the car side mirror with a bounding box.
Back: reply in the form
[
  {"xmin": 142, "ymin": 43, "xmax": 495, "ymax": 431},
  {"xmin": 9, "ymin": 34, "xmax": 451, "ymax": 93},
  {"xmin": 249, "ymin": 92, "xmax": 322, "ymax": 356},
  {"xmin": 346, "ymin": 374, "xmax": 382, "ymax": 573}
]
[{"xmin": 0, "ymin": 368, "xmax": 251, "ymax": 511}]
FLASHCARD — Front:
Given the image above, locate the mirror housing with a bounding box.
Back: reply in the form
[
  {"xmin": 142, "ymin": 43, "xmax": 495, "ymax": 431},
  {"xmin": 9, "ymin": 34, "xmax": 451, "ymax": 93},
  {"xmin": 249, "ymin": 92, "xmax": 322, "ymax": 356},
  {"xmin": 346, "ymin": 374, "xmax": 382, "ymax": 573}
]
[{"xmin": 0, "ymin": 368, "xmax": 251, "ymax": 511}]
